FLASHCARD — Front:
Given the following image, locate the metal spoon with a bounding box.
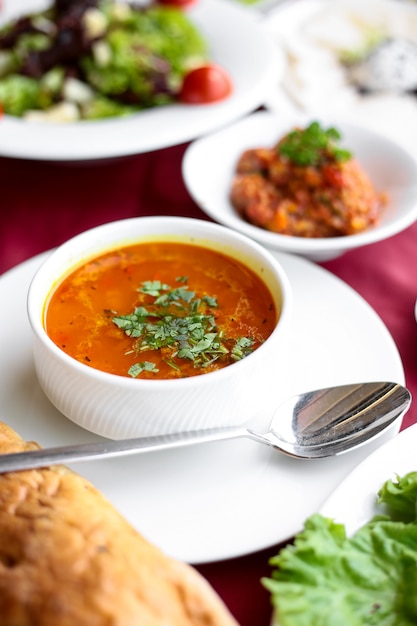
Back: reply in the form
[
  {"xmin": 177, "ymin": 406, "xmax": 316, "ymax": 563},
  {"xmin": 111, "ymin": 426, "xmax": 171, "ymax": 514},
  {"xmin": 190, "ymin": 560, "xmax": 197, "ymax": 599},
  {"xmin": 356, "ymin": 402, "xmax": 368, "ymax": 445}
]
[
  {"xmin": 0, "ymin": 382, "xmax": 411, "ymax": 473},
  {"xmin": 0, "ymin": 381, "xmax": 410, "ymax": 473}
]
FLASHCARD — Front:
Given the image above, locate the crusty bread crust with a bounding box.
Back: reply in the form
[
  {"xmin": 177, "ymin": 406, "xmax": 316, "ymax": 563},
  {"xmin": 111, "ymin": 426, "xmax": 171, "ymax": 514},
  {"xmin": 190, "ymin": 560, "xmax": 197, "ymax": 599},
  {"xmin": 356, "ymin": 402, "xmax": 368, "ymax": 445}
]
[{"xmin": 0, "ymin": 422, "xmax": 239, "ymax": 626}]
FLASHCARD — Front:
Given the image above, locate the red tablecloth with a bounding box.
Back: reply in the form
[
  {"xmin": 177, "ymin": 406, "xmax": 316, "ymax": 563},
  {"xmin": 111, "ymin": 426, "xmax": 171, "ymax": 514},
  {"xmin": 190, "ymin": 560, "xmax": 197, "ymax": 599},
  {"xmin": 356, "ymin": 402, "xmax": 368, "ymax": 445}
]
[{"xmin": 1, "ymin": 144, "xmax": 417, "ymax": 626}]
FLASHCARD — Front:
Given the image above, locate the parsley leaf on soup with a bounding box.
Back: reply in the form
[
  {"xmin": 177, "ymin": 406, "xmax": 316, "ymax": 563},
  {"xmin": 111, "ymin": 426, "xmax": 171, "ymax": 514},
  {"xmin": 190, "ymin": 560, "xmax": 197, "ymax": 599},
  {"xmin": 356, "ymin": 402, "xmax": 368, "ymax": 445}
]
[{"xmin": 263, "ymin": 471, "xmax": 417, "ymax": 626}]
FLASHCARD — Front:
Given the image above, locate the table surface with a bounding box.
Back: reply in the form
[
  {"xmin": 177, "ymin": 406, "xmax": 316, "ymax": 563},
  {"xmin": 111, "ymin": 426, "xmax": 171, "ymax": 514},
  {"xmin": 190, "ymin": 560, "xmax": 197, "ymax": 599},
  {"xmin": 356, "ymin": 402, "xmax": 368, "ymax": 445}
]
[{"xmin": 1, "ymin": 141, "xmax": 417, "ymax": 625}]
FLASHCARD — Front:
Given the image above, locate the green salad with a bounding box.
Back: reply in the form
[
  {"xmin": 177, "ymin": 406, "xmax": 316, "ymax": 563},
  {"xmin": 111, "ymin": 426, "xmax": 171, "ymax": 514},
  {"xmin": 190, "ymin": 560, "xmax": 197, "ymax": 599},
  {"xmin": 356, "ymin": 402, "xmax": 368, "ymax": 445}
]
[
  {"xmin": 0, "ymin": 0, "xmax": 207, "ymax": 121},
  {"xmin": 264, "ymin": 471, "xmax": 417, "ymax": 625}
]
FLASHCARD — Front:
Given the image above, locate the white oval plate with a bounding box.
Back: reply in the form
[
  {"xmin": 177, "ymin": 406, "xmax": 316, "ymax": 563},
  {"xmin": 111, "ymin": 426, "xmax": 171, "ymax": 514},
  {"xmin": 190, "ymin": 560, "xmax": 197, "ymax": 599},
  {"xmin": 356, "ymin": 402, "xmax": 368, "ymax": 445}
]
[
  {"xmin": 0, "ymin": 0, "xmax": 283, "ymax": 161},
  {"xmin": 182, "ymin": 110, "xmax": 417, "ymax": 262},
  {"xmin": 0, "ymin": 250, "xmax": 404, "ymax": 564},
  {"xmin": 319, "ymin": 422, "xmax": 417, "ymax": 536}
]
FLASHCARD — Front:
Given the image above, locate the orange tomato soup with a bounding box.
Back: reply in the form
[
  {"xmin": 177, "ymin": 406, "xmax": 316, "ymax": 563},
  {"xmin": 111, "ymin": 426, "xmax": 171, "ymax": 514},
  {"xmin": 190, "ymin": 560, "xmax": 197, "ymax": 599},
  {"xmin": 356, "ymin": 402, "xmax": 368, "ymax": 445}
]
[{"xmin": 44, "ymin": 241, "xmax": 278, "ymax": 380}]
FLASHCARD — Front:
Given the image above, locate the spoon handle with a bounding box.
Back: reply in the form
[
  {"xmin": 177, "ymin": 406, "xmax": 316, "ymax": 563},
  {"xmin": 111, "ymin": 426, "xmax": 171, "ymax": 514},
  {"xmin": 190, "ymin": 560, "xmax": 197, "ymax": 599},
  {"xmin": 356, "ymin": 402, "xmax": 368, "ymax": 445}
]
[{"xmin": 0, "ymin": 426, "xmax": 247, "ymax": 474}]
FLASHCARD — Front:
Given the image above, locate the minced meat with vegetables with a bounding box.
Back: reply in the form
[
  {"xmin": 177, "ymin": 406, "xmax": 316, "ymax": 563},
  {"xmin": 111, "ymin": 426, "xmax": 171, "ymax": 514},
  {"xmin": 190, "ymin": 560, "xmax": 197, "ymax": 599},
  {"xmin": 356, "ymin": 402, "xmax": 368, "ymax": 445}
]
[
  {"xmin": 0, "ymin": 0, "xmax": 207, "ymax": 121},
  {"xmin": 230, "ymin": 121, "xmax": 387, "ymax": 238}
]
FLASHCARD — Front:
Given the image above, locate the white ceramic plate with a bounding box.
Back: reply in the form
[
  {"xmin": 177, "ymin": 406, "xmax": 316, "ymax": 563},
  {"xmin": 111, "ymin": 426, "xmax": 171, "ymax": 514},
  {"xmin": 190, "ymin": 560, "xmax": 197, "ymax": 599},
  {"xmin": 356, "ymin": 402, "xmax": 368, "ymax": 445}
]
[
  {"xmin": 0, "ymin": 0, "xmax": 283, "ymax": 161},
  {"xmin": 182, "ymin": 110, "xmax": 417, "ymax": 261},
  {"xmin": 319, "ymin": 422, "xmax": 417, "ymax": 535},
  {"xmin": 0, "ymin": 250, "xmax": 404, "ymax": 564}
]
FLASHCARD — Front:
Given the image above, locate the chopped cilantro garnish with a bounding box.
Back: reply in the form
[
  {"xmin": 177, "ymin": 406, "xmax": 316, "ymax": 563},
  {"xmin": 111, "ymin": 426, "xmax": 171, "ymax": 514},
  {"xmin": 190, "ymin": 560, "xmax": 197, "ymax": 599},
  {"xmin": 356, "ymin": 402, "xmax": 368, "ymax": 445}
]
[
  {"xmin": 113, "ymin": 278, "xmax": 254, "ymax": 377},
  {"xmin": 231, "ymin": 336, "xmax": 254, "ymax": 361},
  {"xmin": 278, "ymin": 121, "xmax": 352, "ymax": 166}
]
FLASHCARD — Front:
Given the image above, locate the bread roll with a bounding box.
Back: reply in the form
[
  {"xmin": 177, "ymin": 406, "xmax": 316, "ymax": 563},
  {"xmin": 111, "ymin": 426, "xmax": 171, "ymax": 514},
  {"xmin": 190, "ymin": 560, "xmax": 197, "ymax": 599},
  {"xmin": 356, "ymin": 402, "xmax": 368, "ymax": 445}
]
[{"xmin": 0, "ymin": 422, "xmax": 239, "ymax": 626}]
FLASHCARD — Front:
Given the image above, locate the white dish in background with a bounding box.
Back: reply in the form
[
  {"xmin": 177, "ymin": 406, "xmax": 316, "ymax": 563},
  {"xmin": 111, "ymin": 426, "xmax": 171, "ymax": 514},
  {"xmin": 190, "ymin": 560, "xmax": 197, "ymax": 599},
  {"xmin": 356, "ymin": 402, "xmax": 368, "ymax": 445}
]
[
  {"xmin": 319, "ymin": 422, "xmax": 417, "ymax": 536},
  {"xmin": 0, "ymin": 0, "xmax": 283, "ymax": 161},
  {"xmin": 0, "ymin": 250, "xmax": 404, "ymax": 564},
  {"xmin": 182, "ymin": 110, "xmax": 417, "ymax": 262},
  {"xmin": 263, "ymin": 0, "xmax": 417, "ymax": 160}
]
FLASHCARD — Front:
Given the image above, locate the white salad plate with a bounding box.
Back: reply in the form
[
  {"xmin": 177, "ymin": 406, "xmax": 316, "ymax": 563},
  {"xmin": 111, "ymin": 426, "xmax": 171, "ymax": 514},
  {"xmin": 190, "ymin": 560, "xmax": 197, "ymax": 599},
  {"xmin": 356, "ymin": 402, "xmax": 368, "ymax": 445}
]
[
  {"xmin": 319, "ymin": 422, "xmax": 417, "ymax": 535},
  {"xmin": 182, "ymin": 109, "xmax": 417, "ymax": 261},
  {"xmin": 0, "ymin": 0, "xmax": 283, "ymax": 161},
  {"xmin": 0, "ymin": 250, "xmax": 404, "ymax": 564}
]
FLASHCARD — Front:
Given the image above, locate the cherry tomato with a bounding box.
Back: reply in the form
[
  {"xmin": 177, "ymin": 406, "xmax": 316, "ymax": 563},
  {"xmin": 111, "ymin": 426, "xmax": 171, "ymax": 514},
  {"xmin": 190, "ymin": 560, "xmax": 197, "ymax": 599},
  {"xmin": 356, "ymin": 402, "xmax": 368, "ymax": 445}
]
[
  {"xmin": 179, "ymin": 64, "xmax": 233, "ymax": 105},
  {"xmin": 155, "ymin": 0, "xmax": 196, "ymax": 7}
]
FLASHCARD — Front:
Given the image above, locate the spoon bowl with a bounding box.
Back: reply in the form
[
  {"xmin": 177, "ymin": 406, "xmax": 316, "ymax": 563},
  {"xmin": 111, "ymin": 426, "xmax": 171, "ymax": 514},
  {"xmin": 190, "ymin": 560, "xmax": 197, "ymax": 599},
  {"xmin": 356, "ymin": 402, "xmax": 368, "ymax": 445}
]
[
  {"xmin": 0, "ymin": 381, "xmax": 410, "ymax": 473},
  {"xmin": 249, "ymin": 381, "xmax": 411, "ymax": 458}
]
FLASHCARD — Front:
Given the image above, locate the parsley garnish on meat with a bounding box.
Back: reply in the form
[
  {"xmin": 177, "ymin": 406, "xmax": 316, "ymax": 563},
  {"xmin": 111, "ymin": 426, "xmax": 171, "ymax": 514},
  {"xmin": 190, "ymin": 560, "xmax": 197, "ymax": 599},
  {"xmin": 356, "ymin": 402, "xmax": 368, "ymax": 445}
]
[
  {"xmin": 112, "ymin": 278, "xmax": 254, "ymax": 377},
  {"xmin": 278, "ymin": 121, "xmax": 352, "ymax": 166}
]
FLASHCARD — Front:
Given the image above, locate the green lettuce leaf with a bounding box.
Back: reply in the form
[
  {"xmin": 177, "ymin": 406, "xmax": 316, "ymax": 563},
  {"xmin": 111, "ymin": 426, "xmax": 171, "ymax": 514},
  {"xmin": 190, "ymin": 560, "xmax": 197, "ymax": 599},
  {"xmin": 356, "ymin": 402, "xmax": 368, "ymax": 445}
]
[
  {"xmin": 0, "ymin": 0, "xmax": 207, "ymax": 118},
  {"xmin": 378, "ymin": 471, "xmax": 417, "ymax": 523},
  {"xmin": 264, "ymin": 472, "xmax": 417, "ymax": 626}
]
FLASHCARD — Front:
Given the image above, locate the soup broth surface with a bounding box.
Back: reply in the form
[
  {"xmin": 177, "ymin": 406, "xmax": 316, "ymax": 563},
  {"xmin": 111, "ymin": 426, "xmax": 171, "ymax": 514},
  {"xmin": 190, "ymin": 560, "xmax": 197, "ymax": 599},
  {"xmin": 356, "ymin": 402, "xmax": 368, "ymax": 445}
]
[{"xmin": 45, "ymin": 241, "xmax": 278, "ymax": 379}]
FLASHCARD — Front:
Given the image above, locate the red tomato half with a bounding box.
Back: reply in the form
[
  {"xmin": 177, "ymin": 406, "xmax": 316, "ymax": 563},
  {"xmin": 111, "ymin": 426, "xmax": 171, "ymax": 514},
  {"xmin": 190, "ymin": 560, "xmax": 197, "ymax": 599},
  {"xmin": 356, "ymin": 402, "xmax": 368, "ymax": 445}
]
[{"xmin": 179, "ymin": 64, "xmax": 233, "ymax": 105}]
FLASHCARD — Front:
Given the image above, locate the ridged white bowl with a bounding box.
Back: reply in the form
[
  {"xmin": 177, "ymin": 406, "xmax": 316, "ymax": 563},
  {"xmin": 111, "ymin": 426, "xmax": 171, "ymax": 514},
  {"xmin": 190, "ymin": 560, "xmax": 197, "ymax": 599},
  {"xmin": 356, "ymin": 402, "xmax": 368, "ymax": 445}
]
[{"xmin": 27, "ymin": 217, "xmax": 292, "ymax": 439}]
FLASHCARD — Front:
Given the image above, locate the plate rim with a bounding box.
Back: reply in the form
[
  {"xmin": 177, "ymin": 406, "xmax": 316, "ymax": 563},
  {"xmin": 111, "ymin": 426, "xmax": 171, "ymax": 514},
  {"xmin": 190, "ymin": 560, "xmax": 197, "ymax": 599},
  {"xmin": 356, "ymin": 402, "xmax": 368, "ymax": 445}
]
[{"xmin": 318, "ymin": 421, "xmax": 417, "ymax": 535}]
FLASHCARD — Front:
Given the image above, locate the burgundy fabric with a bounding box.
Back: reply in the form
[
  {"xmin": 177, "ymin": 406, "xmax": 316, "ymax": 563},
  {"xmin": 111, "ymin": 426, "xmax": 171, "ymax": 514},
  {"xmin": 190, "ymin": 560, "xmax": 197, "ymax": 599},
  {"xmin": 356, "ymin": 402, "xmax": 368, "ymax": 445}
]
[{"xmin": 1, "ymin": 144, "xmax": 416, "ymax": 626}]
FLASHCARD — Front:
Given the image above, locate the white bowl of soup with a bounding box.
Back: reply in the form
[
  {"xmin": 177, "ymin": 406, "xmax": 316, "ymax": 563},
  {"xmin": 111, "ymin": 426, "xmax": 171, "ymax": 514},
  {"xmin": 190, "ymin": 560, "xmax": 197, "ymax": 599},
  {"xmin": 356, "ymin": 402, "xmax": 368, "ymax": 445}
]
[{"xmin": 27, "ymin": 216, "xmax": 292, "ymax": 439}]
